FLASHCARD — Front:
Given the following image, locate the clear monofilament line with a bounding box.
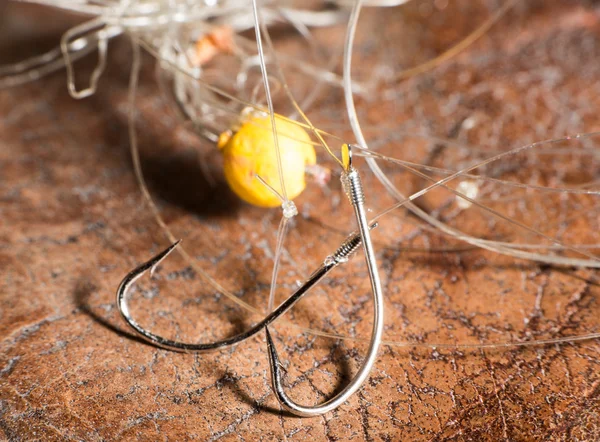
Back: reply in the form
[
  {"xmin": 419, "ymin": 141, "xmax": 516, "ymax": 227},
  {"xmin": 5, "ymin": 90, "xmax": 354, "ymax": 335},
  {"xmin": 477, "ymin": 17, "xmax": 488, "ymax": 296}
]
[
  {"xmin": 266, "ymin": 155, "xmax": 384, "ymax": 417},
  {"xmin": 343, "ymin": 1, "xmax": 600, "ymax": 268},
  {"xmin": 257, "ymin": 18, "xmax": 344, "ymax": 168},
  {"xmin": 127, "ymin": 36, "xmax": 263, "ymax": 316},
  {"xmin": 267, "ymin": 216, "xmax": 290, "ymax": 313},
  {"xmin": 250, "ymin": 0, "xmax": 288, "ymax": 203}
]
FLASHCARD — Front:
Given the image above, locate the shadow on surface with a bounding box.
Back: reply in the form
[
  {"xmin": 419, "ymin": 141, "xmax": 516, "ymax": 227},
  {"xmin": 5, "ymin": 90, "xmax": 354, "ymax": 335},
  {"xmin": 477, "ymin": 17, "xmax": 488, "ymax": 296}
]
[
  {"xmin": 74, "ymin": 277, "xmax": 154, "ymax": 348},
  {"xmin": 226, "ymin": 333, "xmax": 354, "ymax": 417}
]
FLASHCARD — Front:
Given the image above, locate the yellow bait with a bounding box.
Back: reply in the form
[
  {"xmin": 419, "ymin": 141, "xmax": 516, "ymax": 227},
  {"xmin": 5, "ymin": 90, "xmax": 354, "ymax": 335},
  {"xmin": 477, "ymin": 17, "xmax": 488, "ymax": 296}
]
[{"xmin": 218, "ymin": 112, "xmax": 316, "ymax": 208}]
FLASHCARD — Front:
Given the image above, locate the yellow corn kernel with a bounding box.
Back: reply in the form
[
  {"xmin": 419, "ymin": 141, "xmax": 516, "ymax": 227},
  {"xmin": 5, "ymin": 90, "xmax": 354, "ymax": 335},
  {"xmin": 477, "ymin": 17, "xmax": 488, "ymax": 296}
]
[{"xmin": 218, "ymin": 113, "xmax": 316, "ymax": 208}]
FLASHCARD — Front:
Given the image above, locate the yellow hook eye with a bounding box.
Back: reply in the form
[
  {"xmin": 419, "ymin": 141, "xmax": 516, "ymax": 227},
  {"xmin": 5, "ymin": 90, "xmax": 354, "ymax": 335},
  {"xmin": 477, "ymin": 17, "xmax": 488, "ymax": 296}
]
[{"xmin": 341, "ymin": 143, "xmax": 352, "ymax": 171}]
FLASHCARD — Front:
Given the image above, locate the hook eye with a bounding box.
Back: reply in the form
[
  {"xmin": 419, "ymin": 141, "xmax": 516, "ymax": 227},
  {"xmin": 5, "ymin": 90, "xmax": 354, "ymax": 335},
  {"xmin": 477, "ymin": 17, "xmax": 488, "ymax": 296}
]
[{"xmin": 341, "ymin": 143, "xmax": 353, "ymax": 171}]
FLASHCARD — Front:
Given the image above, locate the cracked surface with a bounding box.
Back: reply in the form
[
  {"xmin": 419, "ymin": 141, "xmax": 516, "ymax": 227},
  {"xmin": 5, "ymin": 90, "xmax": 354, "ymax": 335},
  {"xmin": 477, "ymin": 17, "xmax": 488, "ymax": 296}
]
[{"xmin": 2, "ymin": 1, "xmax": 600, "ymax": 440}]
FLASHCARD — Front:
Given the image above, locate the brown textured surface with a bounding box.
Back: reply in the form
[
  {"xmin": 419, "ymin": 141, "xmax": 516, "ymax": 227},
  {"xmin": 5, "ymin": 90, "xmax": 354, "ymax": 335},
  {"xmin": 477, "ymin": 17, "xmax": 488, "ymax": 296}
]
[{"xmin": 2, "ymin": 1, "xmax": 600, "ymax": 441}]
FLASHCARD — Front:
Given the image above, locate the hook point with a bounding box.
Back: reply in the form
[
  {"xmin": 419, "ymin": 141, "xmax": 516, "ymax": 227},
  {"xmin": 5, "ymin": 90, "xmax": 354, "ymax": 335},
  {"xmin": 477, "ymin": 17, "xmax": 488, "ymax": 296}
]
[{"xmin": 150, "ymin": 240, "xmax": 182, "ymax": 277}]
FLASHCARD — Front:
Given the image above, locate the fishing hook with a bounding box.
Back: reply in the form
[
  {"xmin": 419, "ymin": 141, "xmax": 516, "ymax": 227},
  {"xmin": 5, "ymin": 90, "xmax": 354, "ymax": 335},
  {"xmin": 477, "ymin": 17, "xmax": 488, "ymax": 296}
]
[
  {"xmin": 116, "ymin": 224, "xmax": 377, "ymax": 353},
  {"xmin": 115, "ymin": 145, "xmax": 383, "ymax": 416},
  {"xmin": 265, "ymin": 144, "xmax": 384, "ymax": 416}
]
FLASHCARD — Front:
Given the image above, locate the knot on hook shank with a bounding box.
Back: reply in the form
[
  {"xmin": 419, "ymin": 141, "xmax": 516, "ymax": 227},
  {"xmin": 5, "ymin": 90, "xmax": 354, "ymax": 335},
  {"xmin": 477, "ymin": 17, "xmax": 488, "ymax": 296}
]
[
  {"xmin": 328, "ymin": 222, "xmax": 378, "ymax": 265},
  {"xmin": 341, "ymin": 168, "xmax": 365, "ymax": 206}
]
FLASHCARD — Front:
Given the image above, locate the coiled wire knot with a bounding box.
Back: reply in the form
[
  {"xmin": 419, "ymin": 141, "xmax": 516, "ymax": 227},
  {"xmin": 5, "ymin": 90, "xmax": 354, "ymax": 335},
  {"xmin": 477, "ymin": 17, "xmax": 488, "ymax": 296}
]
[{"xmin": 341, "ymin": 168, "xmax": 365, "ymax": 206}]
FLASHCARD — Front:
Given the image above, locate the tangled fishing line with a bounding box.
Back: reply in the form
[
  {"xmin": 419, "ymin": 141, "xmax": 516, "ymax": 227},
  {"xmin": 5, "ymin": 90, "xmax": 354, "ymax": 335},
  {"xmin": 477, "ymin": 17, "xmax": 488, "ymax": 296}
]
[{"xmin": 3, "ymin": 0, "xmax": 600, "ymax": 414}]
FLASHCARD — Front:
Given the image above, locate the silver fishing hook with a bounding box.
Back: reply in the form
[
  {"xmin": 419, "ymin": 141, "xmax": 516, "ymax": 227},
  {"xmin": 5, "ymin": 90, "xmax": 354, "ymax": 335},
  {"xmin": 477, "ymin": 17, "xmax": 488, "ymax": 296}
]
[
  {"xmin": 115, "ymin": 145, "xmax": 382, "ymax": 416},
  {"xmin": 265, "ymin": 144, "xmax": 384, "ymax": 417},
  {"xmin": 116, "ymin": 223, "xmax": 377, "ymax": 353}
]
